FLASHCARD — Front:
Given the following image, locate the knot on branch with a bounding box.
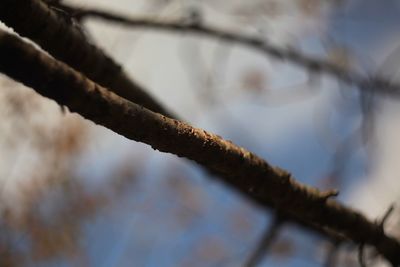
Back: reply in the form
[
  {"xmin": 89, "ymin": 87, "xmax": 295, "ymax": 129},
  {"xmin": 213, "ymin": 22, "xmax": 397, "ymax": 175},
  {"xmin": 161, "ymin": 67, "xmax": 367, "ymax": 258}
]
[
  {"xmin": 318, "ymin": 189, "xmax": 340, "ymax": 202},
  {"xmin": 182, "ymin": 7, "xmax": 203, "ymax": 27},
  {"xmin": 274, "ymin": 167, "xmax": 291, "ymax": 181}
]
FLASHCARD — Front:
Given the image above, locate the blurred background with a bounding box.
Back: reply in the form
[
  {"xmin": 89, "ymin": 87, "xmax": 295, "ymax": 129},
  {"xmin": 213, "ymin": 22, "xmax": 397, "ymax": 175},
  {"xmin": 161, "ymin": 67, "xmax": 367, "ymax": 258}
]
[{"xmin": 1, "ymin": 0, "xmax": 400, "ymax": 266}]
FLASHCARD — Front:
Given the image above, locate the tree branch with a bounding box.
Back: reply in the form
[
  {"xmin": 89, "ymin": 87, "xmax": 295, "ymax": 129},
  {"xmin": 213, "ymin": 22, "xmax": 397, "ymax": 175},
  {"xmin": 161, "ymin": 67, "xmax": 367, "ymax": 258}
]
[
  {"xmin": 55, "ymin": 2, "xmax": 400, "ymax": 99},
  {"xmin": 244, "ymin": 216, "xmax": 283, "ymax": 267},
  {"xmin": 0, "ymin": 0, "xmax": 175, "ymax": 117},
  {"xmin": 324, "ymin": 241, "xmax": 341, "ymax": 267},
  {"xmin": 0, "ymin": 0, "xmax": 351, "ymax": 248},
  {"xmin": 0, "ymin": 30, "xmax": 399, "ymax": 266}
]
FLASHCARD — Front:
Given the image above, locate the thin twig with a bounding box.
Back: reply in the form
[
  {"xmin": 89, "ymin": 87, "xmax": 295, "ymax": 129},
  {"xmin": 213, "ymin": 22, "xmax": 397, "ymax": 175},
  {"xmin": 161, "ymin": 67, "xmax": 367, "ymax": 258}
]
[
  {"xmin": 324, "ymin": 242, "xmax": 341, "ymax": 267},
  {"xmin": 358, "ymin": 205, "xmax": 396, "ymax": 267},
  {"xmin": 380, "ymin": 204, "xmax": 396, "ymax": 229},
  {"xmin": 244, "ymin": 216, "xmax": 283, "ymax": 267},
  {"xmin": 358, "ymin": 244, "xmax": 367, "ymax": 267}
]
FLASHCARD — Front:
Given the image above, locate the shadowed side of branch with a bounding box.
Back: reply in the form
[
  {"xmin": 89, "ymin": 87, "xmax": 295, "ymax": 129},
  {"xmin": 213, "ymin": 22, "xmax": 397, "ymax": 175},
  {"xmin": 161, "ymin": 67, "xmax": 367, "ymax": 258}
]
[
  {"xmin": 0, "ymin": 31, "xmax": 399, "ymax": 266},
  {"xmin": 0, "ymin": 0, "xmax": 175, "ymax": 117}
]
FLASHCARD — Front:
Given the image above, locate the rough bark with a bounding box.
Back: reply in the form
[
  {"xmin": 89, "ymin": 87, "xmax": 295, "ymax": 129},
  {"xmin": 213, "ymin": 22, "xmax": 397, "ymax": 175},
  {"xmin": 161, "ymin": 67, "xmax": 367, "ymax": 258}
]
[
  {"xmin": 0, "ymin": 31, "xmax": 399, "ymax": 266},
  {"xmin": 0, "ymin": 0, "xmax": 175, "ymax": 117}
]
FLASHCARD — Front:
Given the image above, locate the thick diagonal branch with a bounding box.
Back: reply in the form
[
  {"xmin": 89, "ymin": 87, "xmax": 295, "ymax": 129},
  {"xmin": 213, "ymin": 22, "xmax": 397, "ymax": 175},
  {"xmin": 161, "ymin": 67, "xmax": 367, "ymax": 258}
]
[
  {"xmin": 0, "ymin": 0, "xmax": 348, "ymax": 246},
  {"xmin": 0, "ymin": 30, "xmax": 399, "ymax": 266},
  {"xmin": 56, "ymin": 3, "xmax": 400, "ymax": 98},
  {"xmin": 0, "ymin": 0, "xmax": 175, "ymax": 117}
]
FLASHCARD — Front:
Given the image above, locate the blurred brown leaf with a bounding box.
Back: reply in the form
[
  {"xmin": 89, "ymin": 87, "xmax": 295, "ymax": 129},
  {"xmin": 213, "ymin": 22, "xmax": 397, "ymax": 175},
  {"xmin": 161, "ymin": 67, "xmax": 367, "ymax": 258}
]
[
  {"xmin": 298, "ymin": 0, "xmax": 321, "ymax": 16},
  {"xmin": 241, "ymin": 69, "xmax": 267, "ymax": 94},
  {"xmin": 270, "ymin": 237, "xmax": 295, "ymax": 260},
  {"xmin": 327, "ymin": 46, "xmax": 353, "ymax": 70}
]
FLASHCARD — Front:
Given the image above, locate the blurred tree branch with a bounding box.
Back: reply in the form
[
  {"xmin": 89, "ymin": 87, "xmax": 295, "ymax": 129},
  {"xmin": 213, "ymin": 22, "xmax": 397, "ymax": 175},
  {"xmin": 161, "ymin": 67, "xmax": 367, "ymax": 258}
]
[
  {"xmin": 0, "ymin": 31, "xmax": 399, "ymax": 266},
  {"xmin": 244, "ymin": 216, "xmax": 283, "ymax": 267},
  {"xmin": 324, "ymin": 241, "xmax": 341, "ymax": 267},
  {"xmin": 0, "ymin": 0, "xmax": 175, "ymax": 117},
  {"xmin": 53, "ymin": 2, "xmax": 400, "ymax": 99},
  {"xmin": 0, "ymin": 0, "xmax": 347, "ymax": 253}
]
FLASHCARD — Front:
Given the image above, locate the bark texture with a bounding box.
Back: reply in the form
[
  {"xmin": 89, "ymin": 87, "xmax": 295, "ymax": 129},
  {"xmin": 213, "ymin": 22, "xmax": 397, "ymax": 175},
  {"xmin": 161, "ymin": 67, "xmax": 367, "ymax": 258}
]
[{"xmin": 0, "ymin": 31, "xmax": 399, "ymax": 266}]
